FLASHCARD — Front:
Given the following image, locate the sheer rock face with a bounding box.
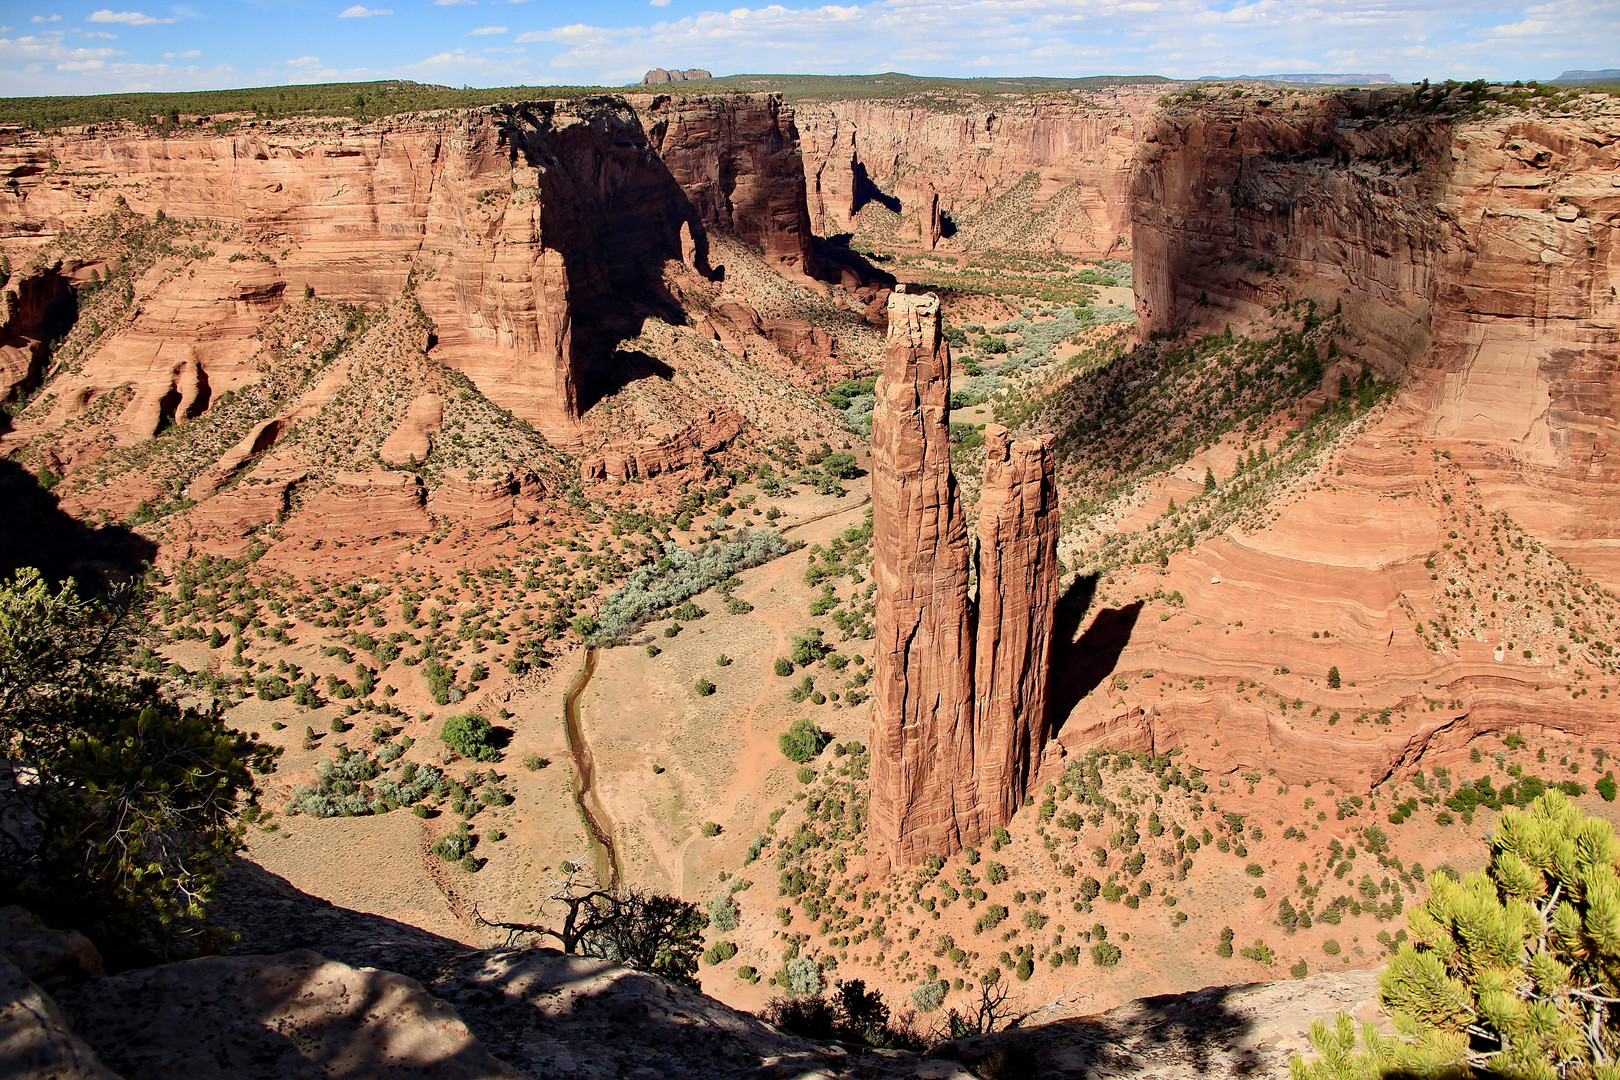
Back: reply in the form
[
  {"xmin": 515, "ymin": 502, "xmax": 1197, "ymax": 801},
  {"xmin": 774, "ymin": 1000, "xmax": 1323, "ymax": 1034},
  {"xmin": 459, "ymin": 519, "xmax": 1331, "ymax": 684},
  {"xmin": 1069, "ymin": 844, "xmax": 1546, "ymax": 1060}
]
[
  {"xmin": 868, "ymin": 289, "xmax": 980, "ymax": 876},
  {"xmin": 973, "ymin": 426, "xmax": 1061, "ymax": 830},
  {"xmin": 0, "ymin": 264, "xmax": 75, "ymax": 404},
  {"xmin": 0, "ymin": 94, "xmax": 815, "ymax": 443},
  {"xmin": 796, "ymin": 91, "xmax": 1158, "ymax": 257},
  {"xmin": 1130, "ymin": 89, "xmax": 1620, "ymax": 585},
  {"xmin": 868, "ymin": 293, "xmax": 1060, "ymax": 874},
  {"xmin": 638, "ymin": 94, "xmax": 819, "ymax": 282}
]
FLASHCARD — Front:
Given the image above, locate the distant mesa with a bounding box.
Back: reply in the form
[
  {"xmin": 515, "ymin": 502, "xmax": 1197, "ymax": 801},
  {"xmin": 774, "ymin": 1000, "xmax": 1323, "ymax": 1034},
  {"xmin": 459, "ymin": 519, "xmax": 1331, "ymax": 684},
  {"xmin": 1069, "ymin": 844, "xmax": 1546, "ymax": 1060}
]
[
  {"xmin": 1554, "ymin": 69, "xmax": 1620, "ymax": 83},
  {"xmin": 1197, "ymin": 73, "xmax": 1396, "ymax": 85},
  {"xmin": 641, "ymin": 67, "xmax": 714, "ymax": 85}
]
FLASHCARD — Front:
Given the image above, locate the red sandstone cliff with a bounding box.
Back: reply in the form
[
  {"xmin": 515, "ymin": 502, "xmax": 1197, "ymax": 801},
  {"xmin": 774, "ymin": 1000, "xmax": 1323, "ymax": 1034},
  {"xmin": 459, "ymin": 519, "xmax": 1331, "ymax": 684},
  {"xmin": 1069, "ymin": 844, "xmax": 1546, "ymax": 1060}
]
[
  {"xmin": 638, "ymin": 94, "xmax": 818, "ymax": 281},
  {"xmin": 1131, "ymin": 86, "xmax": 1620, "ymax": 582},
  {"xmin": 796, "ymin": 91, "xmax": 1157, "ymax": 257},
  {"xmin": 0, "ymin": 94, "xmax": 818, "ymax": 444},
  {"xmin": 869, "ymin": 291, "xmax": 1061, "ymax": 874}
]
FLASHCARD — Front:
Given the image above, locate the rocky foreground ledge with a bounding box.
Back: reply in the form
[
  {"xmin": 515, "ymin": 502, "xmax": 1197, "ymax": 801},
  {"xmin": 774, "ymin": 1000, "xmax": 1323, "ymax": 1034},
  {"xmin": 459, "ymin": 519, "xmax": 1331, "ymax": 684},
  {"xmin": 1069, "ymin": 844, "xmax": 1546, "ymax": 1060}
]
[{"xmin": 1, "ymin": 862, "xmax": 1380, "ymax": 1079}]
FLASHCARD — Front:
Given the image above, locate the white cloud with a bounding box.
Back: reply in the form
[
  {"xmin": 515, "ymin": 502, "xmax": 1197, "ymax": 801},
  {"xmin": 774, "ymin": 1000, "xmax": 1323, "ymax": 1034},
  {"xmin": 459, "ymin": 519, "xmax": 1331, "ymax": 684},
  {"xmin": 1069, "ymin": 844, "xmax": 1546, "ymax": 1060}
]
[
  {"xmin": 285, "ymin": 55, "xmax": 323, "ymax": 68},
  {"xmin": 82, "ymin": 30, "xmax": 118, "ymax": 39},
  {"xmin": 163, "ymin": 49, "xmax": 200, "ymax": 58},
  {"xmin": 511, "ymin": 0, "xmax": 1619, "ymax": 85},
  {"xmin": 433, "ymin": 0, "xmax": 477, "ymax": 5},
  {"xmin": 468, "ymin": 25, "xmax": 507, "ymax": 34},
  {"xmin": 31, "ymin": 14, "xmax": 61, "ymax": 22},
  {"xmin": 337, "ymin": 5, "xmax": 393, "ymax": 17},
  {"xmin": 87, "ymin": 10, "xmax": 178, "ymax": 25},
  {"xmin": 650, "ymin": 0, "xmax": 672, "ymax": 6}
]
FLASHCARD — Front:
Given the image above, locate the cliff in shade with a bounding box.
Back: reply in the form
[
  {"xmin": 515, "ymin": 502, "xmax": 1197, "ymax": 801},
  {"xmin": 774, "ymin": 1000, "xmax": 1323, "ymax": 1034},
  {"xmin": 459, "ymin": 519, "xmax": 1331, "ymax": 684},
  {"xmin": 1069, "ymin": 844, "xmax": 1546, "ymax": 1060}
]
[
  {"xmin": 637, "ymin": 93, "xmax": 819, "ymax": 281},
  {"xmin": 868, "ymin": 287, "xmax": 1061, "ymax": 874},
  {"xmin": 796, "ymin": 90, "xmax": 1158, "ymax": 256},
  {"xmin": 0, "ymin": 94, "xmax": 816, "ymax": 444}
]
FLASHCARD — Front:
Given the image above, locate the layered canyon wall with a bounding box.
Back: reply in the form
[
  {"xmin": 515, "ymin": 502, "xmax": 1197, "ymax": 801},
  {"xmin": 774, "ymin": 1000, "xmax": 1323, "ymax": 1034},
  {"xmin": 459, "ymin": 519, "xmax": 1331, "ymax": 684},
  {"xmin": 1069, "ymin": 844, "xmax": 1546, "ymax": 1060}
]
[
  {"xmin": 795, "ymin": 91, "xmax": 1158, "ymax": 257},
  {"xmin": 868, "ymin": 288, "xmax": 1060, "ymax": 874},
  {"xmin": 0, "ymin": 94, "xmax": 816, "ymax": 443},
  {"xmin": 1132, "ymin": 88, "xmax": 1620, "ymax": 580}
]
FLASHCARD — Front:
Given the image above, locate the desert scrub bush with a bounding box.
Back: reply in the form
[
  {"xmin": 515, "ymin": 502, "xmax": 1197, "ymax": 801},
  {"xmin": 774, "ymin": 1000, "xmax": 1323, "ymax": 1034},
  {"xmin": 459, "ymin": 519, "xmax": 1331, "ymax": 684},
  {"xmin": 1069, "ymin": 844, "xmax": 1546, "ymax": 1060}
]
[
  {"xmin": 521, "ymin": 752, "xmax": 549, "ymax": 771},
  {"xmin": 432, "ymin": 822, "xmax": 476, "ymax": 862},
  {"xmin": 774, "ymin": 656, "xmax": 794, "ymax": 676},
  {"xmin": 1294, "ymin": 790, "xmax": 1620, "ymax": 1080},
  {"xmin": 709, "ymin": 894, "xmax": 739, "ymax": 931},
  {"xmin": 702, "ymin": 940, "xmax": 738, "ymax": 965},
  {"xmin": 1090, "ymin": 941, "xmax": 1122, "ymax": 966},
  {"xmin": 440, "ymin": 712, "xmax": 499, "ymax": 761},
  {"xmin": 694, "ymin": 677, "xmax": 716, "ymax": 696},
  {"xmin": 1241, "ymin": 940, "xmax": 1275, "ymax": 965},
  {"xmin": 700, "ymin": 821, "xmax": 722, "ymax": 837},
  {"xmin": 589, "ymin": 531, "xmax": 791, "ymax": 643},
  {"xmin": 779, "ymin": 717, "xmax": 831, "ymax": 763},
  {"xmin": 784, "ymin": 956, "xmax": 823, "ymax": 998},
  {"xmin": 910, "ymin": 979, "xmax": 948, "ymax": 1013}
]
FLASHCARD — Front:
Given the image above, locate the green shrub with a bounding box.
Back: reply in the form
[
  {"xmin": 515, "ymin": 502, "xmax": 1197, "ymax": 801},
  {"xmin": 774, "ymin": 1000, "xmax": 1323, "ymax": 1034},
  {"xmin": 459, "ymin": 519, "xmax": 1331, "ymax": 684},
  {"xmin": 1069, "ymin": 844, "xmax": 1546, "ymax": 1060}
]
[
  {"xmin": 708, "ymin": 894, "xmax": 738, "ymax": 931},
  {"xmin": 702, "ymin": 940, "xmax": 737, "ymax": 965},
  {"xmin": 1090, "ymin": 941, "xmax": 1122, "ymax": 966},
  {"xmin": 440, "ymin": 713, "xmax": 499, "ymax": 761},
  {"xmin": 695, "ymin": 678, "xmax": 716, "ymax": 696},
  {"xmin": 910, "ymin": 978, "xmax": 947, "ymax": 1012},
  {"xmin": 774, "ymin": 657, "xmax": 794, "ymax": 677},
  {"xmin": 700, "ymin": 821, "xmax": 721, "ymax": 837},
  {"xmin": 1322, "ymin": 939, "xmax": 1341, "ymax": 956},
  {"xmin": 779, "ymin": 717, "xmax": 830, "ymax": 763}
]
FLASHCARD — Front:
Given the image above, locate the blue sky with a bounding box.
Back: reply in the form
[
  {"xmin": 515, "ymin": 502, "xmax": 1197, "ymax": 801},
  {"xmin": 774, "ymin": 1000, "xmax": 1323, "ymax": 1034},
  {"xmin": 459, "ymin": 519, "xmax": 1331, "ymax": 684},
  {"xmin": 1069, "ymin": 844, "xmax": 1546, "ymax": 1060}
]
[{"xmin": 1, "ymin": 0, "xmax": 1613, "ymax": 96}]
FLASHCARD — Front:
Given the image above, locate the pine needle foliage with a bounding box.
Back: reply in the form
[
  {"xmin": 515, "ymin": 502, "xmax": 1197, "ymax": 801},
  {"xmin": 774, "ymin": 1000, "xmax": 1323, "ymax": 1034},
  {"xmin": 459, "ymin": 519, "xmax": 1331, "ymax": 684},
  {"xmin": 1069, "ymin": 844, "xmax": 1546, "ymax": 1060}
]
[{"xmin": 1292, "ymin": 791, "xmax": 1620, "ymax": 1080}]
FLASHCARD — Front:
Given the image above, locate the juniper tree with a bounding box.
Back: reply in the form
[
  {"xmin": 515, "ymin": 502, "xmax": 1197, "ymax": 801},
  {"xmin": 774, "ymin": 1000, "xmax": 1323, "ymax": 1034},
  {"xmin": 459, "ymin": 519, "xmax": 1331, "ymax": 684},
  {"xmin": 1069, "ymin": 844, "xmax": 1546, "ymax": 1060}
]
[{"xmin": 1291, "ymin": 790, "xmax": 1620, "ymax": 1080}]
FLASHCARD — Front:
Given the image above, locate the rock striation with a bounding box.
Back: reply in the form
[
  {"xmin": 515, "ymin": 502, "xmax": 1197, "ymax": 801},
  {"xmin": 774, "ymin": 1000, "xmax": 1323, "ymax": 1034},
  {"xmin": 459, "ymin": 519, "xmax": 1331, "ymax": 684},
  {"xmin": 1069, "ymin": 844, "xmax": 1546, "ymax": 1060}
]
[
  {"xmin": 868, "ymin": 288, "xmax": 1061, "ymax": 874},
  {"xmin": 0, "ymin": 94, "xmax": 818, "ymax": 442},
  {"xmin": 796, "ymin": 91, "xmax": 1158, "ymax": 257},
  {"xmin": 1131, "ymin": 87, "xmax": 1620, "ymax": 584},
  {"xmin": 578, "ymin": 407, "xmax": 746, "ymax": 484},
  {"xmin": 638, "ymin": 94, "xmax": 819, "ymax": 281},
  {"xmin": 973, "ymin": 426, "xmax": 1061, "ymax": 830},
  {"xmin": 868, "ymin": 288, "xmax": 981, "ymax": 873},
  {"xmin": 0, "ymin": 264, "xmax": 75, "ymax": 404}
]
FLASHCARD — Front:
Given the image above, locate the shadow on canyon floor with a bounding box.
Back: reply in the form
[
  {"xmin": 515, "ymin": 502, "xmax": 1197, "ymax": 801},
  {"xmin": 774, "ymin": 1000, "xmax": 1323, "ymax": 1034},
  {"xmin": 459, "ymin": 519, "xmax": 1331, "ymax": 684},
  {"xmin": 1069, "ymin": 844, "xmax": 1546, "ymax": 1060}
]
[
  {"xmin": 0, "ymin": 457, "xmax": 155, "ymax": 588},
  {"xmin": 994, "ymin": 982, "xmax": 1266, "ymax": 1078},
  {"xmin": 577, "ymin": 348, "xmax": 677, "ymax": 416},
  {"xmin": 1049, "ymin": 572, "xmax": 1142, "ymax": 738}
]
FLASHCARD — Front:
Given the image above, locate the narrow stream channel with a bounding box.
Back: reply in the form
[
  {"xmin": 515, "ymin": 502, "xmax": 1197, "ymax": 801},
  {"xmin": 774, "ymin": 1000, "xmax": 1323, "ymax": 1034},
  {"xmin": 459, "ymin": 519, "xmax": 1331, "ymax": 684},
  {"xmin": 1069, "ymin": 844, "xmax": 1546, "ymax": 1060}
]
[{"xmin": 563, "ymin": 647, "xmax": 622, "ymax": 889}]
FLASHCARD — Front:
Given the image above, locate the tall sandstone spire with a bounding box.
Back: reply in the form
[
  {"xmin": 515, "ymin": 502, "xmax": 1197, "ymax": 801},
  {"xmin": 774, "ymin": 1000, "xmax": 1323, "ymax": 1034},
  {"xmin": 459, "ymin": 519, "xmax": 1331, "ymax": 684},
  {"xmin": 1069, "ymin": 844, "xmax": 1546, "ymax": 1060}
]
[
  {"xmin": 867, "ymin": 288, "xmax": 980, "ymax": 877},
  {"xmin": 868, "ymin": 288, "xmax": 1061, "ymax": 876},
  {"xmin": 973, "ymin": 426, "xmax": 1061, "ymax": 832}
]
